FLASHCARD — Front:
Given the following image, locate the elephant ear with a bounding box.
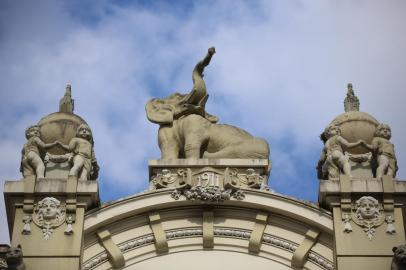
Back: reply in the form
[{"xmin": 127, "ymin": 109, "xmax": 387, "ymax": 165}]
[
  {"xmin": 145, "ymin": 92, "xmax": 187, "ymax": 124},
  {"xmin": 146, "ymin": 98, "xmax": 175, "ymax": 124},
  {"xmin": 146, "ymin": 92, "xmax": 219, "ymax": 125}
]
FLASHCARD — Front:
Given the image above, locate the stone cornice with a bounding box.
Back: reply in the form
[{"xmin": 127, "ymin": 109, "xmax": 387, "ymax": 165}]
[{"xmin": 84, "ymin": 189, "xmax": 333, "ymax": 235}]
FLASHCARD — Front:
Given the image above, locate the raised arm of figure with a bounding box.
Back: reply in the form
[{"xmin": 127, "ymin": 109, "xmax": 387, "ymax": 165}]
[
  {"xmin": 57, "ymin": 140, "xmax": 72, "ymax": 152},
  {"xmin": 337, "ymin": 136, "xmax": 363, "ymax": 148},
  {"xmin": 34, "ymin": 137, "xmax": 58, "ymax": 149},
  {"xmin": 360, "ymin": 138, "xmax": 377, "ymax": 151}
]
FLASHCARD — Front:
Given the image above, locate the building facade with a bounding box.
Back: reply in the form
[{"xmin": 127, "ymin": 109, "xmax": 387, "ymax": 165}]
[{"xmin": 1, "ymin": 49, "xmax": 405, "ymax": 270}]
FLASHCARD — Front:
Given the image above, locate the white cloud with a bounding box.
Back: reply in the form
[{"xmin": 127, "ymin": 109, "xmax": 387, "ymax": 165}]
[{"xmin": 1, "ymin": 0, "xmax": 405, "ymax": 243}]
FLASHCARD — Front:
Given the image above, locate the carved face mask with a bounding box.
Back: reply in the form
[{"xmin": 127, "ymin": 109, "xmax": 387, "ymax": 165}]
[
  {"xmin": 359, "ymin": 200, "xmax": 377, "ymax": 219},
  {"xmin": 42, "ymin": 201, "xmax": 58, "ymax": 220}
]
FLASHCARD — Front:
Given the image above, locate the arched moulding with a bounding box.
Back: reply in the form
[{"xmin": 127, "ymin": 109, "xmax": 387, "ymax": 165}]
[{"xmin": 82, "ymin": 189, "xmax": 334, "ymax": 270}]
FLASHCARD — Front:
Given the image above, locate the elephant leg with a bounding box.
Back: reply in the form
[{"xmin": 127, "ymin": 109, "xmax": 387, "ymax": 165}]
[
  {"xmin": 158, "ymin": 126, "xmax": 180, "ymax": 159},
  {"xmin": 183, "ymin": 115, "xmax": 209, "ymax": 158},
  {"xmin": 184, "ymin": 140, "xmax": 202, "ymax": 158}
]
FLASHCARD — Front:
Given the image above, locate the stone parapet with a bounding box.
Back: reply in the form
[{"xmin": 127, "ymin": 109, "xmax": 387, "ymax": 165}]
[{"xmin": 149, "ymin": 159, "xmax": 271, "ymax": 202}]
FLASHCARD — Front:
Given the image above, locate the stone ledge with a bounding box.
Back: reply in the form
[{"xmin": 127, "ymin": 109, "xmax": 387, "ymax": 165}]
[
  {"xmin": 319, "ymin": 178, "xmax": 406, "ymax": 210},
  {"xmin": 319, "ymin": 179, "xmax": 406, "ymax": 194},
  {"xmin": 4, "ymin": 178, "xmax": 98, "ymax": 195}
]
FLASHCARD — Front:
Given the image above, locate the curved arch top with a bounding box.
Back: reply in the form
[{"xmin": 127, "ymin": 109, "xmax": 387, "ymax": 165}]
[{"xmin": 82, "ymin": 189, "xmax": 334, "ymax": 270}]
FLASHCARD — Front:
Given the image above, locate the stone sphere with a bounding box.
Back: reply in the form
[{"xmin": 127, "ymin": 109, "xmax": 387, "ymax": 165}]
[
  {"xmin": 37, "ymin": 112, "xmax": 89, "ymax": 155},
  {"xmin": 328, "ymin": 111, "xmax": 379, "ymax": 154}
]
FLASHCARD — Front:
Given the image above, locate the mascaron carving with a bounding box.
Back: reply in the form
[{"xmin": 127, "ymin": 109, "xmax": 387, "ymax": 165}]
[
  {"xmin": 32, "ymin": 197, "xmax": 66, "ymax": 240},
  {"xmin": 344, "ymin": 196, "xmax": 387, "ymax": 240}
]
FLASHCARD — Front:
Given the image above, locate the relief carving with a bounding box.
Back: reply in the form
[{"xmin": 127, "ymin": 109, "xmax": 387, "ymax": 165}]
[
  {"xmin": 32, "ymin": 197, "xmax": 66, "ymax": 240},
  {"xmin": 227, "ymin": 168, "xmax": 266, "ymax": 189},
  {"xmin": 21, "ymin": 215, "xmax": 32, "ymax": 235},
  {"xmin": 64, "ymin": 215, "xmax": 75, "ymax": 235},
  {"xmin": 151, "ymin": 169, "xmax": 188, "ymax": 189},
  {"xmin": 171, "ymin": 186, "xmax": 245, "ymax": 202},
  {"xmin": 171, "ymin": 170, "xmax": 245, "ymax": 201},
  {"xmin": 348, "ymin": 196, "xmax": 385, "ymax": 240}
]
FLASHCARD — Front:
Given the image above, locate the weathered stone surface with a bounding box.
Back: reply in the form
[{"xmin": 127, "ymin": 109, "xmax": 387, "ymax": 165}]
[
  {"xmin": 318, "ymin": 124, "xmax": 363, "ymax": 179},
  {"xmin": 20, "ymin": 125, "xmax": 58, "ymax": 178},
  {"xmin": 146, "ymin": 48, "xmax": 270, "ymax": 159},
  {"xmin": 318, "ymin": 85, "xmax": 399, "ymax": 180},
  {"xmin": 149, "ymin": 159, "xmax": 270, "ymax": 190},
  {"xmin": 58, "ymin": 123, "xmax": 99, "ymax": 180}
]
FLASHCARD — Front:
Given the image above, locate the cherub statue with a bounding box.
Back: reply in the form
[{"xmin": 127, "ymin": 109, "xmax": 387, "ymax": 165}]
[
  {"xmin": 20, "ymin": 125, "xmax": 58, "ymax": 178},
  {"xmin": 58, "ymin": 124, "xmax": 98, "ymax": 180},
  {"xmin": 361, "ymin": 123, "xmax": 397, "ymax": 178},
  {"xmin": 317, "ymin": 124, "xmax": 363, "ymax": 179}
]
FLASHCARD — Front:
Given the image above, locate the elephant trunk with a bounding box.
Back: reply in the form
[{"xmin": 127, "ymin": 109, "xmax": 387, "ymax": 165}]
[{"xmin": 184, "ymin": 47, "xmax": 216, "ymax": 107}]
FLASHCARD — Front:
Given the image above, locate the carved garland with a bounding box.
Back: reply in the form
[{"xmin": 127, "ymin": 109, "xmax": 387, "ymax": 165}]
[
  {"xmin": 82, "ymin": 228, "xmax": 334, "ymax": 270},
  {"xmin": 171, "ymin": 186, "xmax": 245, "ymax": 202}
]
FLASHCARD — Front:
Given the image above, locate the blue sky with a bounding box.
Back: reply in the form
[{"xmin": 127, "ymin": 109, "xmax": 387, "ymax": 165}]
[{"xmin": 1, "ymin": 0, "xmax": 405, "ymax": 243}]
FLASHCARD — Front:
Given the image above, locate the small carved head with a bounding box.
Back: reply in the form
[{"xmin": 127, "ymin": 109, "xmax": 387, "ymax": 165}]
[
  {"xmin": 37, "ymin": 197, "xmax": 62, "ymax": 221},
  {"xmin": 6, "ymin": 244, "xmax": 23, "ymax": 264},
  {"xmin": 393, "ymin": 245, "xmax": 406, "ymax": 265},
  {"xmin": 76, "ymin": 124, "xmax": 93, "ymax": 142},
  {"xmin": 375, "ymin": 123, "xmax": 391, "ymax": 139},
  {"xmin": 323, "ymin": 124, "xmax": 341, "ymax": 140},
  {"xmin": 355, "ymin": 196, "xmax": 380, "ymax": 220},
  {"xmin": 25, "ymin": 125, "xmax": 40, "ymax": 139}
]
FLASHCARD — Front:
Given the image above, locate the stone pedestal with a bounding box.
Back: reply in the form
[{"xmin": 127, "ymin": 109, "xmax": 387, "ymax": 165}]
[
  {"xmin": 149, "ymin": 159, "xmax": 271, "ymax": 201},
  {"xmin": 3, "ymin": 177, "xmax": 99, "ymax": 270},
  {"xmin": 319, "ymin": 176, "xmax": 406, "ymax": 270}
]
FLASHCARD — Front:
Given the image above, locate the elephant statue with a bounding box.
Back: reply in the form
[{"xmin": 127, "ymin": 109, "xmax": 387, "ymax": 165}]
[{"xmin": 146, "ymin": 47, "xmax": 270, "ymax": 159}]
